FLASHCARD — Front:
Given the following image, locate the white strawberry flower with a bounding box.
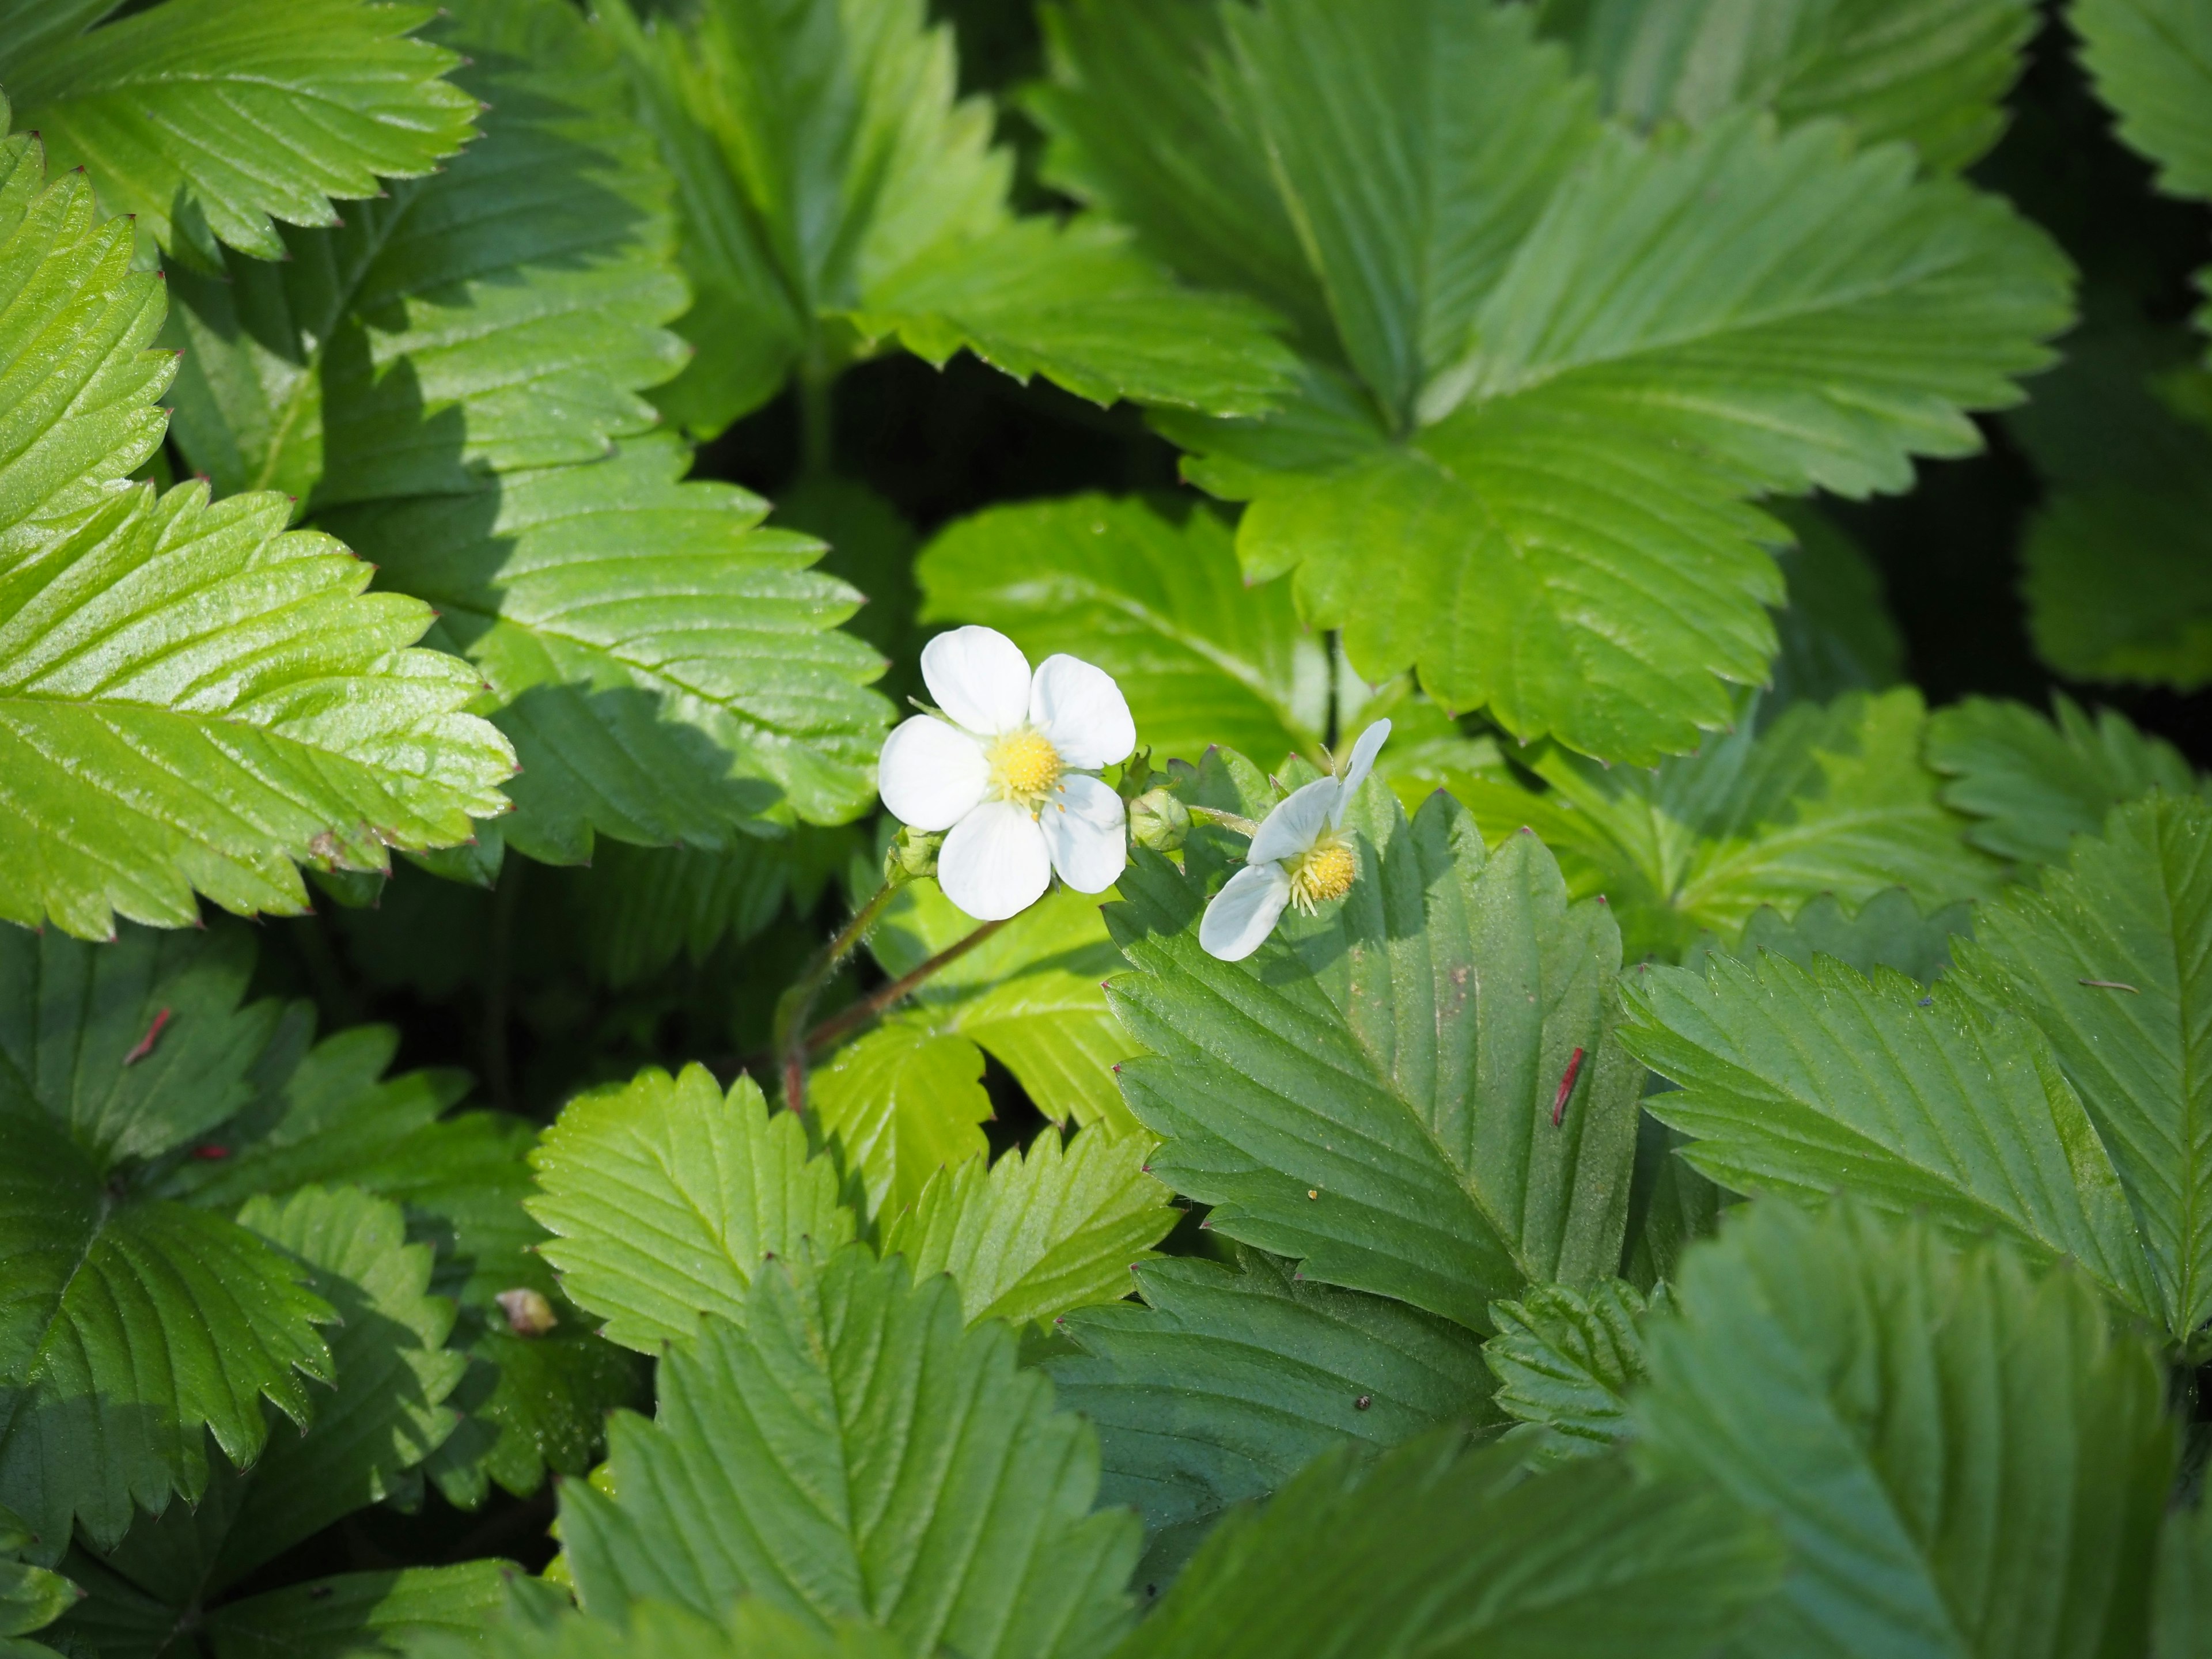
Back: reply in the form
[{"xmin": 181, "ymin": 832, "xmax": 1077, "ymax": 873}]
[
  {"xmin": 1199, "ymin": 719, "xmax": 1391, "ymax": 962},
  {"xmin": 878, "ymin": 625, "xmax": 1137, "ymax": 921}
]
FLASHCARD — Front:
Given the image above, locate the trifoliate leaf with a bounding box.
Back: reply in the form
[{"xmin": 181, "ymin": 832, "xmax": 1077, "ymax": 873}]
[
  {"xmin": 1133, "ymin": 1430, "xmax": 1781, "ymax": 1659},
  {"xmin": 600, "ymin": 0, "xmax": 1296, "ymax": 439},
  {"xmin": 0, "ymin": 1111, "xmax": 333, "ymax": 1561},
  {"xmin": 2074, "ymin": 0, "xmax": 2212, "ymax": 204},
  {"xmin": 0, "ymin": 130, "xmax": 171, "ymax": 554},
  {"xmin": 0, "ymin": 0, "xmax": 478, "ymax": 268},
  {"xmin": 1698, "ymin": 887, "xmax": 1974, "ymax": 983},
  {"xmin": 1483, "ymin": 1278, "xmax": 1658, "ymax": 1458},
  {"xmin": 528, "ymin": 1064, "xmax": 854, "ymax": 1352},
  {"xmin": 62, "ymin": 1186, "xmax": 464, "ymax": 1618},
  {"xmin": 1541, "ymin": 0, "xmax": 2036, "ymax": 171},
  {"xmin": 1621, "ymin": 950, "xmax": 2165, "ymax": 1330},
  {"xmin": 558, "ymin": 1249, "xmax": 1140, "ymax": 1659},
  {"xmin": 882, "ymin": 1126, "xmax": 1174, "ymax": 1328},
  {"xmin": 1107, "ymin": 777, "xmax": 1644, "ymax": 1332},
  {"xmin": 1044, "ymin": 1247, "xmax": 1496, "ymax": 1591},
  {"xmin": 1950, "ymin": 794, "xmax": 2212, "ymax": 1345},
  {"xmin": 816, "ymin": 881, "xmax": 1139, "ymax": 1217},
  {"xmin": 1459, "ymin": 688, "xmax": 1999, "ymax": 964},
  {"xmin": 159, "ymin": 0, "xmax": 892, "ymax": 855},
  {"xmin": 1042, "ymin": 0, "xmax": 2068, "ymax": 762},
  {"xmin": 1638, "ymin": 1199, "xmax": 2173, "ymax": 1657},
  {"xmin": 1926, "ymin": 694, "xmax": 2205, "ymax": 865}
]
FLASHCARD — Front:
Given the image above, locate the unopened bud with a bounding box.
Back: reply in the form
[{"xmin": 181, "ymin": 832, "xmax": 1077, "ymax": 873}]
[
  {"xmin": 1128, "ymin": 787, "xmax": 1190, "ymax": 853},
  {"xmin": 887, "ymin": 825, "xmax": 942, "ymax": 881},
  {"xmin": 496, "ymin": 1287, "xmax": 558, "ymax": 1337}
]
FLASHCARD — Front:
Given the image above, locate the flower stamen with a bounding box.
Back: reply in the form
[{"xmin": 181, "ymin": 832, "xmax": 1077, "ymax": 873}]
[
  {"xmin": 1285, "ymin": 833, "xmax": 1357, "ymax": 914},
  {"xmin": 986, "ymin": 725, "xmax": 1064, "ymax": 813}
]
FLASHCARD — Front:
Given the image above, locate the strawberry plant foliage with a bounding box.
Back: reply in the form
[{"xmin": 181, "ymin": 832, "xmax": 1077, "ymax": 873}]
[{"xmin": 1035, "ymin": 0, "xmax": 2071, "ymax": 765}]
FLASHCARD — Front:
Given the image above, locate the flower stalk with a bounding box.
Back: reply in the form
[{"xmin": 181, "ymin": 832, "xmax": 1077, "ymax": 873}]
[{"xmin": 772, "ymin": 874, "xmax": 904, "ymax": 1113}]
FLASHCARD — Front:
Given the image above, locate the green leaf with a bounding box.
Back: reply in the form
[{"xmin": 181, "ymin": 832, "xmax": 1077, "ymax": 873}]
[
  {"xmin": 881, "ymin": 1126, "xmax": 1175, "ymax": 1328},
  {"xmin": 2, "ymin": 480, "xmax": 515, "ymax": 937},
  {"xmin": 1766, "ymin": 502, "xmax": 1907, "ymax": 711},
  {"xmin": 0, "ymin": 921, "xmax": 278, "ymax": 1168},
  {"xmin": 2157, "ymin": 1498, "xmax": 2212, "ymax": 1659},
  {"xmin": 1700, "ymin": 887, "xmax": 1975, "ymax": 984},
  {"xmin": 558, "ymin": 1249, "xmax": 1139, "ymax": 1659},
  {"xmin": 1926, "ymin": 694, "xmax": 2205, "ymax": 866},
  {"xmin": 1039, "ymin": 0, "xmax": 2070, "ymax": 763},
  {"xmin": 1, "ymin": 0, "xmax": 478, "ymax": 267},
  {"xmin": 1638, "ymin": 1199, "xmax": 2173, "ymax": 1657},
  {"xmin": 412, "ymin": 1598, "xmax": 906, "ymax": 1659},
  {"xmin": 1044, "ymin": 1247, "xmax": 1495, "ymax": 1589},
  {"xmin": 1620, "ymin": 950, "xmax": 2165, "ymax": 1329},
  {"xmin": 201, "ymin": 1562, "xmax": 518, "ymax": 1659},
  {"xmin": 0, "ymin": 1540, "xmax": 76, "ymax": 1643},
  {"xmin": 62, "ymin": 1185, "xmax": 464, "ymax": 1620},
  {"xmin": 1483, "ymin": 1278, "xmax": 1658, "ymax": 1457},
  {"xmin": 1131, "ymin": 1430, "xmax": 1781, "ymax": 1659},
  {"xmin": 567, "ymin": 832, "xmax": 848, "ymax": 991},
  {"xmin": 421, "ymin": 1323, "xmax": 642, "ymax": 1512},
  {"xmin": 528, "ymin": 1063, "xmax": 855, "ymax": 1353},
  {"xmin": 159, "ymin": 0, "xmax": 891, "ymax": 854},
  {"xmin": 1460, "ymin": 688, "xmax": 1998, "ymax": 965},
  {"xmin": 2074, "ymin": 0, "xmax": 2212, "ymax": 204},
  {"xmin": 1106, "ymin": 777, "xmax": 1644, "ymax": 1332},
  {"xmin": 0, "ymin": 131, "xmax": 171, "ymax": 555},
  {"xmin": 1949, "ymin": 794, "xmax": 2212, "ymax": 1344},
  {"xmin": 816, "ymin": 880, "xmax": 1139, "ymax": 1217},
  {"xmin": 0, "ymin": 1111, "xmax": 334, "ymax": 1560},
  {"xmin": 1541, "ymin": 0, "xmax": 2036, "ymax": 171},
  {"xmin": 601, "ymin": 0, "xmax": 1297, "ymax": 437}
]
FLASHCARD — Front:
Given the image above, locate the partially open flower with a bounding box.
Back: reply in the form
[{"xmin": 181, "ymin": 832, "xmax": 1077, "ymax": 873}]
[
  {"xmin": 878, "ymin": 626, "xmax": 1137, "ymax": 921},
  {"xmin": 1198, "ymin": 720, "xmax": 1391, "ymax": 961}
]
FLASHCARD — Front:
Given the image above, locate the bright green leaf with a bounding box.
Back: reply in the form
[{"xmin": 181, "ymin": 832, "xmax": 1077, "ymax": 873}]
[
  {"xmin": 1045, "ymin": 1247, "xmax": 1496, "ymax": 1590},
  {"xmin": 558, "ymin": 1249, "xmax": 1139, "ymax": 1659},
  {"xmin": 528, "ymin": 1063, "xmax": 855, "ymax": 1352},
  {"xmin": 1040, "ymin": 0, "xmax": 2069, "ymax": 762},
  {"xmin": 1639, "ymin": 1199, "xmax": 2173, "ymax": 1657},
  {"xmin": 1131, "ymin": 1430, "xmax": 1781, "ymax": 1659},
  {"xmin": 1926, "ymin": 694, "xmax": 2204, "ymax": 866},
  {"xmin": 882, "ymin": 1125, "xmax": 1175, "ymax": 1328},
  {"xmin": 411, "ymin": 1599, "xmax": 908, "ymax": 1659},
  {"xmin": 1107, "ymin": 773, "xmax": 1644, "ymax": 1332},
  {"xmin": 1950, "ymin": 794, "xmax": 2212, "ymax": 1344},
  {"xmin": 1483, "ymin": 1278, "xmax": 1658, "ymax": 1457},
  {"xmin": 1541, "ymin": 0, "xmax": 2036, "ymax": 171},
  {"xmin": 810, "ymin": 1024, "xmax": 993, "ymax": 1223},
  {"xmin": 1, "ymin": 0, "xmax": 478, "ymax": 267},
  {"xmin": 1621, "ymin": 950, "xmax": 2165, "ymax": 1329}
]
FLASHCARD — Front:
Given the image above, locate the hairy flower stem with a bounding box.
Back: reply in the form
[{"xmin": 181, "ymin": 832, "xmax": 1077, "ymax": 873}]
[
  {"xmin": 774, "ymin": 877, "xmax": 902, "ymax": 1113},
  {"xmin": 802, "ymin": 915, "xmax": 1012, "ymax": 1056}
]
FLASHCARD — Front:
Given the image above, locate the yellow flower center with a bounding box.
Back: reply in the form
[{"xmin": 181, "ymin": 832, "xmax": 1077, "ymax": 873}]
[
  {"xmin": 1286, "ymin": 833, "xmax": 1357, "ymax": 913},
  {"xmin": 987, "ymin": 725, "xmax": 1063, "ymax": 812}
]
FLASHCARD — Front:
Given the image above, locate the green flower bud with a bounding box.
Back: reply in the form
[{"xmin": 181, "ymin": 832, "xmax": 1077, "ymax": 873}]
[
  {"xmin": 1128, "ymin": 786, "xmax": 1190, "ymax": 853},
  {"xmin": 887, "ymin": 825, "xmax": 943, "ymax": 881}
]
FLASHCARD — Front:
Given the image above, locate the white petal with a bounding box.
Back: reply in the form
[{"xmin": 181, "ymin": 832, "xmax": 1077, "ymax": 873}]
[
  {"xmin": 878, "ymin": 715, "xmax": 988, "ymax": 831},
  {"xmin": 921, "ymin": 626, "xmax": 1032, "ymax": 736},
  {"xmin": 1330, "ymin": 718, "xmax": 1392, "ymax": 827},
  {"xmin": 1041, "ymin": 773, "xmax": 1127, "ymax": 893},
  {"xmin": 1029, "ymin": 653, "xmax": 1136, "ymax": 769},
  {"xmin": 1248, "ymin": 775, "xmax": 1339, "ymax": 865},
  {"xmin": 938, "ymin": 799, "xmax": 1052, "ymax": 921},
  {"xmin": 1199, "ymin": 862, "xmax": 1294, "ymax": 961}
]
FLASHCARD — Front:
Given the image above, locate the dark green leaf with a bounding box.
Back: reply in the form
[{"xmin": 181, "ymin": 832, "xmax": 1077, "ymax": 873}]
[{"xmin": 1484, "ymin": 1278, "xmax": 1657, "ymax": 1457}]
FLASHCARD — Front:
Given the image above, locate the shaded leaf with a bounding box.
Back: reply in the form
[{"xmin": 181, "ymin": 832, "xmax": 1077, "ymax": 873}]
[
  {"xmin": 1484, "ymin": 1278, "xmax": 1657, "ymax": 1457},
  {"xmin": 1699, "ymin": 887, "xmax": 1974, "ymax": 984}
]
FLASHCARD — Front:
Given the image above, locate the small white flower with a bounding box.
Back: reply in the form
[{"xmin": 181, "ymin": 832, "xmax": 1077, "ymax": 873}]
[
  {"xmin": 1199, "ymin": 719, "xmax": 1392, "ymax": 962},
  {"xmin": 878, "ymin": 625, "xmax": 1137, "ymax": 921}
]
